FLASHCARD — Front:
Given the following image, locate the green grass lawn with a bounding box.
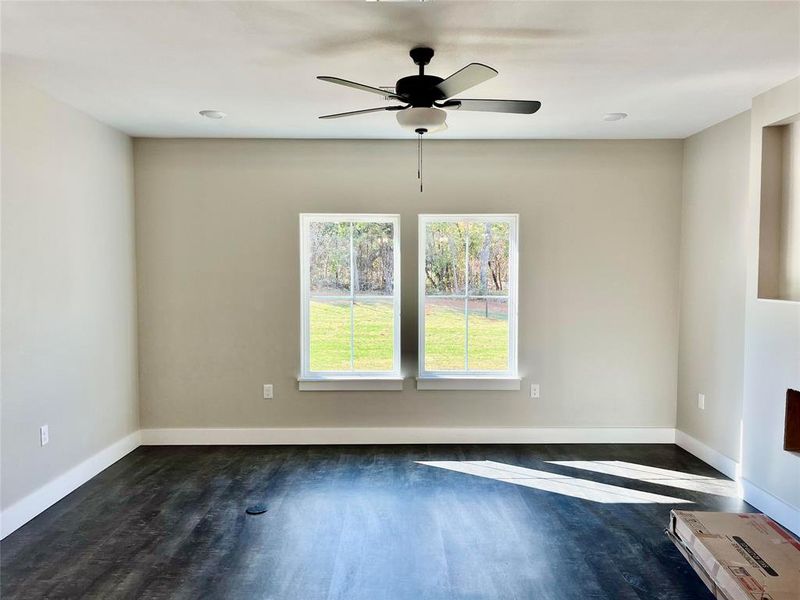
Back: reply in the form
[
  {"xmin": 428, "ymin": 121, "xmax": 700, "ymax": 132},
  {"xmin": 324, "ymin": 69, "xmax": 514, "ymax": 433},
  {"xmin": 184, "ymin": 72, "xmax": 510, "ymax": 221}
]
[
  {"xmin": 425, "ymin": 300, "xmax": 509, "ymax": 371},
  {"xmin": 309, "ymin": 300, "xmax": 508, "ymax": 372},
  {"xmin": 310, "ymin": 300, "xmax": 394, "ymax": 371}
]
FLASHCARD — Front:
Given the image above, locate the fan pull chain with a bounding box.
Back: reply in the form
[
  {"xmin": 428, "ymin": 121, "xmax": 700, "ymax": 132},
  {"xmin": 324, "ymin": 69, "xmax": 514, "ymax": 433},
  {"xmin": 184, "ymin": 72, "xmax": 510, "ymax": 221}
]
[
  {"xmin": 418, "ymin": 133, "xmax": 423, "ymax": 193},
  {"xmin": 415, "ymin": 128, "xmax": 426, "ymax": 193}
]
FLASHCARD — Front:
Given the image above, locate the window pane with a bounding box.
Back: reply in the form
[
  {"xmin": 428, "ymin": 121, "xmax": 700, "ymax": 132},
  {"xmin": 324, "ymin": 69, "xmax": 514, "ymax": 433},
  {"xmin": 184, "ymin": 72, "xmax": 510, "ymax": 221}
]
[
  {"xmin": 354, "ymin": 222, "xmax": 394, "ymax": 295},
  {"xmin": 468, "ymin": 222, "xmax": 510, "ymax": 295},
  {"xmin": 309, "ymin": 300, "xmax": 351, "ymax": 371},
  {"xmin": 353, "ymin": 299, "xmax": 394, "ymax": 371},
  {"xmin": 425, "ymin": 222, "xmax": 467, "ymax": 295},
  {"xmin": 424, "ymin": 297, "xmax": 465, "ymax": 371},
  {"xmin": 467, "ymin": 298, "xmax": 509, "ymax": 371},
  {"xmin": 310, "ymin": 221, "xmax": 351, "ymax": 295}
]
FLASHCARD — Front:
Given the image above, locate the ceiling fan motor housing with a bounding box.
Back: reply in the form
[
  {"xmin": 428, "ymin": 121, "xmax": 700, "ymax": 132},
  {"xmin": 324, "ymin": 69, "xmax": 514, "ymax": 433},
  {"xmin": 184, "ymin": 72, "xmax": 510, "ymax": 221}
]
[{"xmin": 395, "ymin": 75, "xmax": 447, "ymax": 106}]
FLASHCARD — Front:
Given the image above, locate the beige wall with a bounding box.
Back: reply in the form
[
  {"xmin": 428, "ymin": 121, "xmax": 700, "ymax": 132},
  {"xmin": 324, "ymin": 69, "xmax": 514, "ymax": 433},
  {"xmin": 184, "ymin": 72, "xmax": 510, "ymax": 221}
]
[
  {"xmin": 1, "ymin": 78, "xmax": 139, "ymax": 509},
  {"xmin": 742, "ymin": 77, "xmax": 800, "ymax": 527},
  {"xmin": 134, "ymin": 138, "xmax": 683, "ymax": 429},
  {"xmin": 676, "ymin": 111, "xmax": 750, "ymax": 461}
]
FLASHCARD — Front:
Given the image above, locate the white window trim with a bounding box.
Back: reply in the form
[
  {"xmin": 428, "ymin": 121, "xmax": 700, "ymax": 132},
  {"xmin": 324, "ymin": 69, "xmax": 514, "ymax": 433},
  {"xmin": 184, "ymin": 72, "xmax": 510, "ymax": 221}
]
[
  {"xmin": 299, "ymin": 377, "xmax": 404, "ymax": 392},
  {"xmin": 415, "ymin": 376, "xmax": 521, "ymax": 391},
  {"xmin": 417, "ymin": 214, "xmax": 519, "ymax": 384},
  {"xmin": 299, "ymin": 214, "xmax": 402, "ymax": 388}
]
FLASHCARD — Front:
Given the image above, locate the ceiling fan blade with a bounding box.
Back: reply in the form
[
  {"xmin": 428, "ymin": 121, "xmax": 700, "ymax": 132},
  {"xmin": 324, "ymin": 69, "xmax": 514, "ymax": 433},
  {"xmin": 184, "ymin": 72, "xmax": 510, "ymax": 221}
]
[
  {"xmin": 317, "ymin": 76, "xmax": 405, "ymax": 100},
  {"xmin": 438, "ymin": 99, "xmax": 542, "ymax": 114},
  {"xmin": 319, "ymin": 106, "xmax": 407, "ymax": 120},
  {"xmin": 433, "ymin": 63, "xmax": 498, "ymax": 100}
]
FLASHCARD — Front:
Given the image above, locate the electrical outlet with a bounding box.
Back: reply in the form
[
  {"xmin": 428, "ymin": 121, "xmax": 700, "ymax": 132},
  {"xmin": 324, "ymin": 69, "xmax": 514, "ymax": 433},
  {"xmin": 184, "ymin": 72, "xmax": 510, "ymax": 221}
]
[
  {"xmin": 530, "ymin": 384, "xmax": 540, "ymax": 399},
  {"xmin": 263, "ymin": 384, "xmax": 273, "ymax": 399},
  {"xmin": 40, "ymin": 425, "xmax": 49, "ymax": 446},
  {"xmin": 698, "ymin": 393, "xmax": 705, "ymax": 410}
]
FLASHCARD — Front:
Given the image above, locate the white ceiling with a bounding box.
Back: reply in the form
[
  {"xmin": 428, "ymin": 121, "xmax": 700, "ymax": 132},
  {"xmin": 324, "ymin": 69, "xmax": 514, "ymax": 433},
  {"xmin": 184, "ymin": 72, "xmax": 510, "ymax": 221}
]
[{"xmin": 2, "ymin": 1, "xmax": 799, "ymax": 139}]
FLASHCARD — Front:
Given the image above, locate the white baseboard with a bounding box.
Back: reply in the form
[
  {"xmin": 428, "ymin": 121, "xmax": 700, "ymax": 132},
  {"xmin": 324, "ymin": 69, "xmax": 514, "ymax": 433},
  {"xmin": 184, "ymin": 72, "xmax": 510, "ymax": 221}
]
[
  {"xmin": 0, "ymin": 426, "xmax": 676, "ymax": 540},
  {"xmin": 8, "ymin": 427, "xmax": 797, "ymax": 544},
  {"xmin": 674, "ymin": 430, "xmax": 740, "ymax": 480},
  {"xmin": 140, "ymin": 426, "xmax": 676, "ymax": 445},
  {"xmin": 0, "ymin": 431, "xmax": 141, "ymax": 540},
  {"xmin": 674, "ymin": 430, "xmax": 800, "ymax": 536},
  {"xmin": 741, "ymin": 478, "xmax": 800, "ymax": 537}
]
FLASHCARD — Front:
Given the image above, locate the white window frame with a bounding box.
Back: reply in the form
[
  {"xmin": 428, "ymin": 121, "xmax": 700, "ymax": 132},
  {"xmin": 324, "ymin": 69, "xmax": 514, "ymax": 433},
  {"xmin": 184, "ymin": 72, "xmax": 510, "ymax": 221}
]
[
  {"xmin": 299, "ymin": 214, "xmax": 402, "ymax": 390},
  {"xmin": 417, "ymin": 214, "xmax": 520, "ymax": 389}
]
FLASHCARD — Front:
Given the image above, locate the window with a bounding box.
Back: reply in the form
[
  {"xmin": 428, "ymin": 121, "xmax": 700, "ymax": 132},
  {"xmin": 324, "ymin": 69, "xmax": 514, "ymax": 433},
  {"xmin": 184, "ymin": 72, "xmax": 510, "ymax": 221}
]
[
  {"xmin": 300, "ymin": 214, "xmax": 401, "ymax": 387},
  {"xmin": 418, "ymin": 215, "xmax": 518, "ymax": 384}
]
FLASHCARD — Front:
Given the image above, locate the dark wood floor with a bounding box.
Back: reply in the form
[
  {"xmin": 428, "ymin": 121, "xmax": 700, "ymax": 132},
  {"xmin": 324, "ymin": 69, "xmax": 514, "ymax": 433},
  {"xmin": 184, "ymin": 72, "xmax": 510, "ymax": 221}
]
[{"xmin": 1, "ymin": 444, "xmax": 754, "ymax": 599}]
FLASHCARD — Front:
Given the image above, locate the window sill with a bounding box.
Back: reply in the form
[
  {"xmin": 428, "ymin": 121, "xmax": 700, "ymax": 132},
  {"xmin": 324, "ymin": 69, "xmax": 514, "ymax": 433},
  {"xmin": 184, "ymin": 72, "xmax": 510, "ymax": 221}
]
[
  {"xmin": 416, "ymin": 376, "xmax": 521, "ymax": 391},
  {"xmin": 756, "ymin": 297, "xmax": 800, "ymax": 305},
  {"xmin": 298, "ymin": 377, "xmax": 404, "ymax": 391}
]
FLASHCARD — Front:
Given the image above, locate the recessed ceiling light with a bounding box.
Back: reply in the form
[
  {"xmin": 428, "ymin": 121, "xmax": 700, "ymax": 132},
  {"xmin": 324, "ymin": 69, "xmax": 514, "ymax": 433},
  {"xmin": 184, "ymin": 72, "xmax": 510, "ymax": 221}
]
[
  {"xmin": 199, "ymin": 110, "xmax": 226, "ymax": 120},
  {"xmin": 603, "ymin": 112, "xmax": 628, "ymax": 122}
]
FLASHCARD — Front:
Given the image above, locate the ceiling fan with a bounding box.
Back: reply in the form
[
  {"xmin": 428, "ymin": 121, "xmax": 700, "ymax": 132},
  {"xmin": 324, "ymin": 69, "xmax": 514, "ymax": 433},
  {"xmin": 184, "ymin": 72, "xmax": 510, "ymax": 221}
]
[
  {"xmin": 317, "ymin": 47, "xmax": 541, "ymax": 135},
  {"xmin": 317, "ymin": 47, "xmax": 541, "ymax": 191}
]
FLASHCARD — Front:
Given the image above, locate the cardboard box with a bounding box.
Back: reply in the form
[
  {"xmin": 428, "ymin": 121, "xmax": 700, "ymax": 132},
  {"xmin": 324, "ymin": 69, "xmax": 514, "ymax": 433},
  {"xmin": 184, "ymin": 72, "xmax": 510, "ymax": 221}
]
[{"xmin": 667, "ymin": 511, "xmax": 800, "ymax": 600}]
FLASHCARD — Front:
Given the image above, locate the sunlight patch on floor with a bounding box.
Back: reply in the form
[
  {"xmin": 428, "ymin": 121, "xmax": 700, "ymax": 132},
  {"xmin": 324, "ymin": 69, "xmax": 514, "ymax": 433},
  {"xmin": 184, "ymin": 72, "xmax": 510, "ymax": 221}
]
[
  {"xmin": 546, "ymin": 461, "xmax": 739, "ymax": 498},
  {"xmin": 417, "ymin": 460, "xmax": 692, "ymax": 504}
]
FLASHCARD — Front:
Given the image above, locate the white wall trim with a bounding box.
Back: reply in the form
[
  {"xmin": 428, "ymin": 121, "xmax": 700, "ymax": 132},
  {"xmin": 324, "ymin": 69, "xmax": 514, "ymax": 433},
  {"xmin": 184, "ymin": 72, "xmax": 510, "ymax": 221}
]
[
  {"xmin": 674, "ymin": 429, "xmax": 740, "ymax": 480},
  {"xmin": 0, "ymin": 426, "xmax": 678, "ymax": 540},
  {"xmin": 675, "ymin": 430, "xmax": 800, "ymax": 536},
  {"xmin": 140, "ymin": 427, "xmax": 676, "ymax": 446},
  {"xmin": 0, "ymin": 431, "xmax": 141, "ymax": 540},
  {"xmin": 298, "ymin": 377, "xmax": 404, "ymax": 391},
  {"xmin": 415, "ymin": 377, "xmax": 522, "ymax": 391},
  {"xmin": 741, "ymin": 478, "xmax": 800, "ymax": 537},
  {"xmin": 6, "ymin": 427, "xmax": 796, "ymax": 542}
]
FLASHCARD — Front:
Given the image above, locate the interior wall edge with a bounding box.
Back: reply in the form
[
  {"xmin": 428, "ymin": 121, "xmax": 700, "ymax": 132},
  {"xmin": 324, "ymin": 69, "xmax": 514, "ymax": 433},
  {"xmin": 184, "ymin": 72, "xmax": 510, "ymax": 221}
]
[
  {"xmin": 674, "ymin": 109, "xmax": 750, "ymax": 463},
  {"xmin": 742, "ymin": 75, "xmax": 800, "ymax": 513}
]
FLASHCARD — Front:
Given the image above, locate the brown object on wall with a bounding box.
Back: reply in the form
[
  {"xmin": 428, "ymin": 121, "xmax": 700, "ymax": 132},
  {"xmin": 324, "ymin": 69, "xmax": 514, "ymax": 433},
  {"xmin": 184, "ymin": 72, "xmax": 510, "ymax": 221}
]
[{"xmin": 785, "ymin": 388, "xmax": 800, "ymax": 451}]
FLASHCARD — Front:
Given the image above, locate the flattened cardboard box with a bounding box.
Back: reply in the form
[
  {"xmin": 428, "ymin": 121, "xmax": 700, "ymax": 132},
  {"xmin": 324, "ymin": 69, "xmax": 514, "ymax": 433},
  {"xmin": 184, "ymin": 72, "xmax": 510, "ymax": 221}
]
[{"xmin": 668, "ymin": 511, "xmax": 800, "ymax": 600}]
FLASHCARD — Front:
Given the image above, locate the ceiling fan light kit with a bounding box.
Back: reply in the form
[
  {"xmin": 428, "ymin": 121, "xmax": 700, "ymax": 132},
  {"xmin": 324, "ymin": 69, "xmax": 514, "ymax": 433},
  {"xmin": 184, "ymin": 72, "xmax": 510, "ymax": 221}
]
[
  {"xmin": 317, "ymin": 47, "xmax": 541, "ymax": 190},
  {"xmin": 396, "ymin": 106, "xmax": 447, "ymax": 133}
]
